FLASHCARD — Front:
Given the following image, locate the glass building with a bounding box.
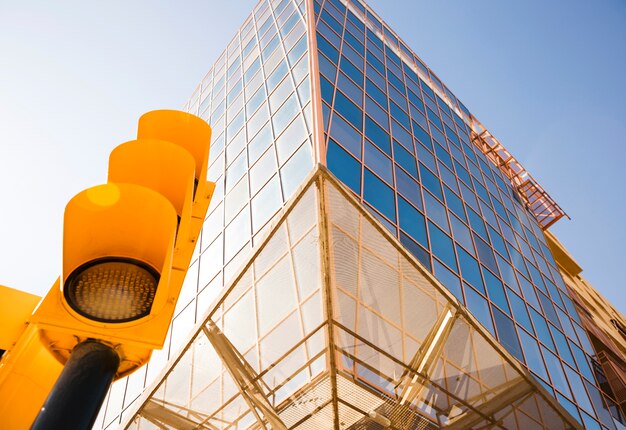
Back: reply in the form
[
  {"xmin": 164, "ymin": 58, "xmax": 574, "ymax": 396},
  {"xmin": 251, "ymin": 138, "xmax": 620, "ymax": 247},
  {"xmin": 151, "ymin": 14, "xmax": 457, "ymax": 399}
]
[
  {"xmin": 546, "ymin": 231, "xmax": 626, "ymax": 420},
  {"xmin": 93, "ymin": 0, "xmax": 626, "ymax": 428}
]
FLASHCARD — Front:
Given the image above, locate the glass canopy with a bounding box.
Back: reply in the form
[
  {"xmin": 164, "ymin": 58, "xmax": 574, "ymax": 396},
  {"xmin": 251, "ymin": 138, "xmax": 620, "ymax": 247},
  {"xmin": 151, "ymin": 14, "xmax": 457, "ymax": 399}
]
[{"xmin": 121, "ymin": 166, "xmax": 581, "ymax": 430}]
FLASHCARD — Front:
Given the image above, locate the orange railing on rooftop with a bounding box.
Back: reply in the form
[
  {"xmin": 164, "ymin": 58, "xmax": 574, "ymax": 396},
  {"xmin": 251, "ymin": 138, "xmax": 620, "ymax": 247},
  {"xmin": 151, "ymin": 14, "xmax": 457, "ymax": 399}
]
[{"xmin": 471, "ymin": 128, "xmax": 569, "ymax": 230}]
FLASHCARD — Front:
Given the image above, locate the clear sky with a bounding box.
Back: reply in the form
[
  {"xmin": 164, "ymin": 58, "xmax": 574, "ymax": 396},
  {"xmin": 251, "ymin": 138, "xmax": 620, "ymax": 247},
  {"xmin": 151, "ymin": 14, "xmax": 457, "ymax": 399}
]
[{"xmin": 1, "ymin": 1, "xmax": 624, "ymax": 314}]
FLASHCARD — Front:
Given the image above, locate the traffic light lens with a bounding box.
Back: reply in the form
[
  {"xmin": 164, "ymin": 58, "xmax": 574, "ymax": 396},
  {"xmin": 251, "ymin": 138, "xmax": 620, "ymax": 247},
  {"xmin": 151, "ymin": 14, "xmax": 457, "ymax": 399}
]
[{"xmin": 64, "ymin": 258, "xmax": 159, "ymax": 323}]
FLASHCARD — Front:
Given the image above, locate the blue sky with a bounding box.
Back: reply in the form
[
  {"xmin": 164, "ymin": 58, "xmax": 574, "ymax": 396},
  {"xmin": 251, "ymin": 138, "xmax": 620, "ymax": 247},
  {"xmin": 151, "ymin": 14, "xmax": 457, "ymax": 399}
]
[{"xmin": 1, "ymin": 0, "xmax": 624, "ymax": 314}]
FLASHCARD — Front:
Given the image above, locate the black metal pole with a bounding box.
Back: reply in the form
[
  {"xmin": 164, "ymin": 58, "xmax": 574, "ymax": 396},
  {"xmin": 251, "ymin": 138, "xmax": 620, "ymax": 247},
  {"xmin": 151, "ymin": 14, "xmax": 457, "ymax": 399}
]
[{"xmin": 31, "ymin": 340, "xmax": 120, "ymax": 430}]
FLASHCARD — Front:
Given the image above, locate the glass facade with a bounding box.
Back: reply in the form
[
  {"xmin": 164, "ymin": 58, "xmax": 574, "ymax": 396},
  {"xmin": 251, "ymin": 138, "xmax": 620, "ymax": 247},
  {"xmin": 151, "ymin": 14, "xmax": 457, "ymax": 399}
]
[
  {"xmin": 316, "ymin": 0, "xmax": 624, "ymax": 428},
  {"xmin": 95, "ymin": 0, "xmax": 624, "ymax": 428}
]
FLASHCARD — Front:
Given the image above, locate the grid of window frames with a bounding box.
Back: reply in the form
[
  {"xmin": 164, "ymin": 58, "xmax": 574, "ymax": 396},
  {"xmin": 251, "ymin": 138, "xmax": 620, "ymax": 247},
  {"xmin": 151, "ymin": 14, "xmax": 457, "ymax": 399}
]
[
  {"xmin": 93, "ymin": 1, "xmax": 313, "ymax": 428},
  {"xmin": 314, "ymin": 0, "xmax": 625, "ymax": 428}
]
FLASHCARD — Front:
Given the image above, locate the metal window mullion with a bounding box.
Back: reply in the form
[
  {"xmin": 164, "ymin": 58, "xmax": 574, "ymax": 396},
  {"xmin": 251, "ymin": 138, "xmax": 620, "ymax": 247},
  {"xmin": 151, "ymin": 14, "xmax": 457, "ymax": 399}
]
[{"xmin": 317, "ymin": 175, "xmax": 341, "ymax": 428}]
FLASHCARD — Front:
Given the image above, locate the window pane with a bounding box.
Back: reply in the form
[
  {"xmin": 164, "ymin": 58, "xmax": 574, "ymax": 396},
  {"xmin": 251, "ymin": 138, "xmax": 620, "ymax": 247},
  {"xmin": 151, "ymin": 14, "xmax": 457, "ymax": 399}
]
[
  {"xmin": 276, "ymin": 115, "xmax": 307, "ymax": 164},
  {"xmin": 272, "ymin": 93, "xmax": 299, "ymax": 137},
  {"xmin": 363, "ymin": 169, "xmax": 395, "ymax": 222},
  {"xmin": 251, "ymin": 176, "xmax": 282, "ymax": 231},
  {"xmin": 250, "ymin": 148, "xmax": 277, "ymax": 196},
  {"xmin": 329, "ymin": 113, "xmax": 362, "ymax": 159},
  {"xmin": 364, "ymin": 115, "xmax": 390, "ymax": 155},
  {"xmin": 334, "ymin": 89, "xmax": 363, "ymax": 130},
  {"xmin": 327, "ymin": 139, "xmax": 361, "ymax": 195},
  {"xmin": 400, "ymin": 233, "xmax": 430, "ymax": 271},
  {"xmin": 433, "ymin": 259, "xmax": 462, "ymax": 302},
  {"xmin": 492, "ymin": 307, "xmax": 523, "ymax": 362},
  {"xmin": 418, "ymin": 163, "xmax": 442, "ymax": 200},
  {"xmin": 248, "ymin": 122, "xmax": 273, "ymax": 165},
  {"xmin": 280, "ymin": 142, "xmax": 313, "ymax": 199},
  {"xmin": 508, "ymin": 291, "xmax": 533, "ymax": 333},
  {"xmin": 398, "ymin": 197, "xmax": 427, "ymax": 247},
  {"xmin": 519, "ymin": 329, "xmax": 549, "ymax": 381},
  {"xmin": 224, "ymin": 206, "xmax": 250, "ymax": 261},
  {"xmin": 393, "ymin": 141, "xmax": 417, "ymax": 177},
  {"xmin": 364, "ymin": 140, "xmax": 392, "ymax": 185},
  {"xmin": 424, "ymin": 191, "xmax": 449, "ymax": 232},
  {"xmin": 395, "ymin": 166, "xmax": 421, "ymax": 210},
  {"xmin": 457, "ymin": 245, "xmax": 484, "ymax": 293},
  {"xmin": 465, "ymin": 286, "xmax": 495, "ymax": 336},
  {"xmin": 428, "ymin": 222, "xmax": 456, "ymax": 271},
  {"xmin": 483, "ymin": 267, "xmax": 510, "ymax": 314}
]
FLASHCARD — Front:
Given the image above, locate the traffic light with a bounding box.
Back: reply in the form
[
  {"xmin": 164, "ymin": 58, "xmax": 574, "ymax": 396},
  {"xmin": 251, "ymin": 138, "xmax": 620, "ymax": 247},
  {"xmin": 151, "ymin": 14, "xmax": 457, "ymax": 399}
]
[
  {"xmin": 0, "ymin": 285, "xmax": 41, "ymax": 353},
  {"xmin": 0, "ymin": 110, "xmax": 214, "ymax": 429}
]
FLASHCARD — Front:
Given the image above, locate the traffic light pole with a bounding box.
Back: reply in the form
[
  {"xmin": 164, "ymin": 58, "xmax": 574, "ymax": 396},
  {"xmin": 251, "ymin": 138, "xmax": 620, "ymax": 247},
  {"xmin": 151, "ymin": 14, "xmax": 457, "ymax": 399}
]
[{"xmin": 31, "ymin": 340, "xmax": 120, "ymax": 430}]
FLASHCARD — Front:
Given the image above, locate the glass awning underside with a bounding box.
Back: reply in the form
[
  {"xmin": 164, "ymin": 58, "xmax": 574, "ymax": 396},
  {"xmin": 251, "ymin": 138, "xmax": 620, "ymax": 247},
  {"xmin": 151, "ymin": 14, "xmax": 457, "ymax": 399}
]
[{"xmin": 121, "ymin": 167, "xmax": 581, "ymax": 430}]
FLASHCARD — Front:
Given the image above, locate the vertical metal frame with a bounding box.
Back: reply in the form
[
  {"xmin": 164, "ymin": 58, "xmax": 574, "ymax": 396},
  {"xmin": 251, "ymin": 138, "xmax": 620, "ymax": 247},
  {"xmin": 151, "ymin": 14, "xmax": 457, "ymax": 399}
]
[
  {"xmin": 305, "ymin": 0, "xmax": 327, "ymax": 166},
  {"xmin": 317, "ymin": 163, "xmax": 341, "ymax": 428}
]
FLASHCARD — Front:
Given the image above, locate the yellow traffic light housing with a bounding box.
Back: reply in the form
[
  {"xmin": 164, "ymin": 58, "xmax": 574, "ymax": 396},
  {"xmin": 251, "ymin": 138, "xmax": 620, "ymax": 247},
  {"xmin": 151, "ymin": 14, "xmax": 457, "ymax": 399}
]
[
  {"xmin": 30, "ymin": 110, "xmax": 213, "ymax": 376},
  {"xmin": 136, "ymin": 110, "xmax": 215, "ymax": 269}
]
